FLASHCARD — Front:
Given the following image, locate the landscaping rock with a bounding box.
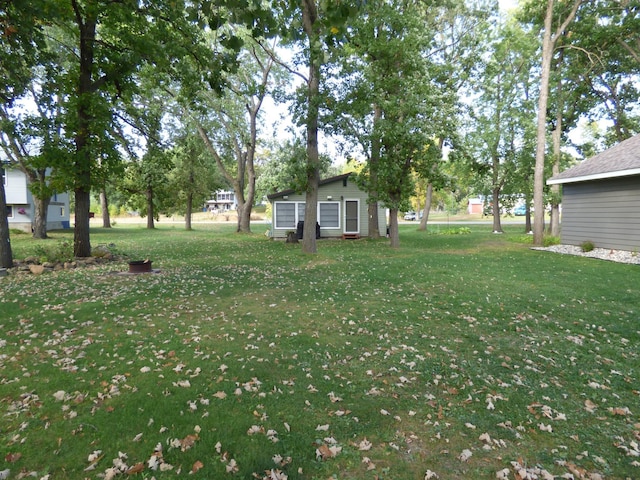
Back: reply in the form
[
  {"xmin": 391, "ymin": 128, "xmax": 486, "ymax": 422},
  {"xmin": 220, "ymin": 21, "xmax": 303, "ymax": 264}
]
[
  {"xmin": 29, "ymin": 265, "xmax": 45, "ymax": 275},
  {"xmin": 533, "ymin": 245, "xmax": 640, "ymax": 264}
]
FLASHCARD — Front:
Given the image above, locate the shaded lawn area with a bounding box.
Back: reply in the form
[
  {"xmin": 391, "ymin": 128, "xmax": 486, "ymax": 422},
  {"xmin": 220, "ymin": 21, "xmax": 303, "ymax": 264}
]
[{"xmin": 1, "ymin": 224, "xmax": 639, "ymax": 479}]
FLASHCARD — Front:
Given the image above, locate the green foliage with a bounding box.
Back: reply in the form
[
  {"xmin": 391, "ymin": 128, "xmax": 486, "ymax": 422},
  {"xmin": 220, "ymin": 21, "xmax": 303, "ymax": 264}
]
[
  {"xmin": 33, "ymin": 239, "xmax": 74, "ymax": 263},
  {"xmin": 544, "ymin": 235, "xmax": 561, "ymax": 247},
  {"xmin": 581, "ymin": 240, "xmax": 595, "ymax": 252},
  {"xmin": 439, "ymin": 226, "xmax": 471, "ymax": 235}
]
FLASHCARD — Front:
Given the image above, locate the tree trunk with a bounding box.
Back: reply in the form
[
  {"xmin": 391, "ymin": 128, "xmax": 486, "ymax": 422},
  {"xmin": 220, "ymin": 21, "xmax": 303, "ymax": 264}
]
[
  {"xmin": 32, "ymin": 196, "xmax": 50, "ymax": 239},
  {"xmin": 73, "ymin": 11, "xmax": 97, "ymax": 258},
  {"xmin": 240, "ymin": 163, "xmax": 257, "ymax": 233},
  {"xmin": 525, "ymin": 191, "xmax": 532, "ymax": 233},
  {"xmin": 388, "ymin": 207, "xmax": 400, "ymax": 248},
  {"xmin": 235, "ymin": 181, "xmax": 252, "ymax": 234},
  {"xmin": 0, "ymin": 180, "xmax": 13, "ymax": 268},
  {"xmin": 550, "ymin": 101, "xmax": 562, "ymax": 237},
  {"xmin": 301, "ymin": 0, "xmax": 321, "ymax": 254},
  {"xmin": 74, "ymin": 187, "xmax": 92, "ymax": 256},
  {"xmin": 368, "ymin": 104, "xmax": 382, "ymax": 239},
  {"xmin": 146, "ymin": 186, "xmax": 155, "ymax": 229},
  {"xmin": 492, "ymin": 187, "xmax": 503, "ymax": 233},
  {"xmin": 100, "ymin": 188, "xmax": 111, "ymax": 228},
  {"xmin": 533, "ymin": 0, "xmax": 583, "ymax": 246},
  {"xmin": 185, "ymin": 191, "xmax": 193, "ymax": 230},
  {"xmin": 418, "ymin": 182, "xmax": 433, "ymax": 232}
]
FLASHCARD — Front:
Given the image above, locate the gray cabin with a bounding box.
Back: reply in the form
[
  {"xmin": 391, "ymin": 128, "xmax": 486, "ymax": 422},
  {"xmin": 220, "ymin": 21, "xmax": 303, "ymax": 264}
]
[
  {"xmin": 267, "ymin": 172, "xmax": 386, "ymax": 239},
  {"xmin": 547, "ymin": 134, "xmax": 640, "ymax": 251}
]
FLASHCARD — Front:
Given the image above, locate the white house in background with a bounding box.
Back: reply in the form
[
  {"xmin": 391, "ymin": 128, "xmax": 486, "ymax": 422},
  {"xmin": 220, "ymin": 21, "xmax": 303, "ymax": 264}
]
[
  {"xmin": 205, "ymin": 190, "xmax": 238, "ymax": 212},
  {"xmin": 2, "ymin": 166, "xmax": 71, "ymax": 232}
]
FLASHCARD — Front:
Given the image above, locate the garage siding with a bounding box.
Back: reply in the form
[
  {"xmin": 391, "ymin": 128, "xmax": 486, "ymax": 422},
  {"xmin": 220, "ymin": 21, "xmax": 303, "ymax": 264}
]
[{"xmin": 561, "ymin": 176, "xmax": 640, "ymax": 251}]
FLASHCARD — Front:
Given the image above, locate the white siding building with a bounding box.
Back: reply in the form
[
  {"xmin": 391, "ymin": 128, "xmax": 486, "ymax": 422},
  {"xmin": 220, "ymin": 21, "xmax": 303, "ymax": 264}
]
[{"xmin": 2, "ymin": 167, "xmax": 70, "ymax": 232}]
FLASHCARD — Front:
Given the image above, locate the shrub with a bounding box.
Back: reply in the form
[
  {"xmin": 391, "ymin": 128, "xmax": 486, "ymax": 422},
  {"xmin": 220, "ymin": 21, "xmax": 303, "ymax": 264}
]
[
  {"xmin": 580, "ymin": 240, "xmax": 595, "ymax": 252},
  {"xmin": 33, "ymin": 239, "xmax": 75, "ymax": 263},
  {"xmin": 440, "ymin": 227, "xmax": 471, "ymax": 235},
  {"xmin": 544, "ymin": 236, "xmax": 561, "ymax": 247}
]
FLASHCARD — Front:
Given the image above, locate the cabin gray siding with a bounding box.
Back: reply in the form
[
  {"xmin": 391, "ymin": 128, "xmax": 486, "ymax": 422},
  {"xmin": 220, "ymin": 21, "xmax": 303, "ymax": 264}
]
[
  {"xmin": 269, "ymin": 174, "xmax": 386, "ymax": 239},
  {"xmin": 561, "ymin": 176, "xmax": 640, "ymax": 251}
]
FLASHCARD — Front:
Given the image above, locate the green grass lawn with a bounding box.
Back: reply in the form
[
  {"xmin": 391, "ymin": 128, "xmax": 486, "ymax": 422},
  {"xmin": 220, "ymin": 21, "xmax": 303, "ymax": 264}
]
[{"xmin": 1, "ymin": 224, "xmax": 638, "ymax": 479}]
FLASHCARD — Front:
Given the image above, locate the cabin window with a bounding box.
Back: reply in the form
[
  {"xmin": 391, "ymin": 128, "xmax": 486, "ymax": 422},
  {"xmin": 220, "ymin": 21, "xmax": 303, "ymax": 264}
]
[
  {"xmin": 274, "ymin": 202, "xmax": 306, "ymax": 229},
  {"xmin": 319, "ymin": 202, "xmax": 340, "ymax": 228}
]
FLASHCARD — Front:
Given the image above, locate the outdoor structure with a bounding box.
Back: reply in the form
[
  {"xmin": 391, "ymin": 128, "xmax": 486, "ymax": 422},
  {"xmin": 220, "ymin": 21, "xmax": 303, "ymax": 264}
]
[
  {"xmin": 547, "ymin": 134, "xmax": 640, "ymax": 251},
  {"xmin": 205, "ymin": 190, "xmax": 237, "ymax": 213},
  {"xmin": 467, "ymin": 197, "xmax": 483, "ymax": 215},
  {"xmin": 267, "ymin": 172, "xmax": 386, "ymax": 239},
  {"xmin": 2, "ymin": 166, "xmax": 70, "ymax": 232}
]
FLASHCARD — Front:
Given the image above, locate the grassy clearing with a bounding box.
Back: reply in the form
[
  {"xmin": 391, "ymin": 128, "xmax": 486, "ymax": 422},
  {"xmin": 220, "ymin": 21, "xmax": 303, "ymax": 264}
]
[{"xmin": 1, "ymin": 224, "xmax": 639, "ymax": 479}]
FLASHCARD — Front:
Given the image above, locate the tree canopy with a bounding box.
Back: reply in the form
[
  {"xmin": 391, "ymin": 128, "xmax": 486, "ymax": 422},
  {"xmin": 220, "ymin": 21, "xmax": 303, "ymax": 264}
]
[{"xmin": 1, "ymin": 0, "xmax": 639, "ymax": 254}]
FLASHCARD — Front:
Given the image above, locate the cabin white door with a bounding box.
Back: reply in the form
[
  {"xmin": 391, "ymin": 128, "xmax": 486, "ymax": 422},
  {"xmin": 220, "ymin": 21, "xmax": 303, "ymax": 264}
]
[{"xmin": 344, "ymin": 199, "xmax": 359, "ymax": 234}]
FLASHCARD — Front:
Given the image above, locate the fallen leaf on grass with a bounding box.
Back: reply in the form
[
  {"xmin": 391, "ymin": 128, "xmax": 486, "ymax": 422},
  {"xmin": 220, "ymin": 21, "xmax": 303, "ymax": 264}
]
[
  {"xmin": 362, "ymin": 456, "xmax": 376, "ymax": 470},
  {"xmin": 458, "ymin": 449, "xmax": 472, "ymax": 462},
  {"xmin": 316, "ymin": 444, "xmax": 341, "ymax": 460},
  {"xmin": 584, "ymin": 400, "xmax": 598, "ymax": 413},
  {"xmin": 126, "ymin": 462, "xmax": 145, "ymax": 474},
  {"xmin": 191, "ymin": 460, "xmax": 204, "ymax": 474},
  {"xmin": 53, "ymin": 390, "xmax": 66, "ymax": 401},
  {"xmin": 495, "ymin": 468, "xmax": 509, "ymax": 479},
  {"xmin": 358, "ymin": 438, "xmax": 372, "ymax": 451},
  {"xmin": 180, "ymin": 434, "xmax": 199, "ymax": 451},
  {"xmin": 225, "ymin": 458, "xmax": 239, "ymax": 473},
  {"xmin": 609, "ymin": 406, "xmax": 632, "ymax": 416},
  {"xmin": 4, "ymin": 453, "xmax": 21, "ymax": 463}
]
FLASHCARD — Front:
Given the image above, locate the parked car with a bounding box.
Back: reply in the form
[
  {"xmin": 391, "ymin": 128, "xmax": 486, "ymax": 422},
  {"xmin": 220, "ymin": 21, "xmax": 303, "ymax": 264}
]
[
  {"xmin": 513, "ymin": 205, "xmax": 527, "ymax": 216},
  {"xmin": 403, "ymin": 211, "xmax": 417, "ymax": 221}
]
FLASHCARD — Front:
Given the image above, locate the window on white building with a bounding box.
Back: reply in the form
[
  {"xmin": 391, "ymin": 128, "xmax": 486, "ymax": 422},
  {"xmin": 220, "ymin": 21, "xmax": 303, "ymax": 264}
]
[
  {"xmin": 6, "ymin": 205, "xmax": 13, "ymax": 218},
  {"xmin": 274, "ymin": 202, "xmax": 307, "ymax": 229},
  {"xmin": 319, "ymin": 202, "xmax": 340, "ymax": 228}
]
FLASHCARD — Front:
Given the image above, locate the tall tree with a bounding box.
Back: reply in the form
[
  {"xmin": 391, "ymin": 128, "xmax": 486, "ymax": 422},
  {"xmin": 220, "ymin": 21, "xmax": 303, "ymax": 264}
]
[
  {"xmin": 415, "ymin": 1, "xmax": 490, "ymax": 232},
  {"xmin": 260, "ymin": 0, "xmax": 360, "ymax": 252},
  {"xmin": 116, "ymin": 87, "xmax": 171, "ymax": 230},
  {"xmin": 192, "ymin": 33, "xmax": 280, "ymax": 234},
  {"xmin": 0, "ymin": 1, "xmax": 47, "ymax": 266},
  {"xmin": 0, "ymin": 73, "xmax": 71, "ymax": 239},
  {"xmin": 528, "ymin": 0, "xmax": 583, "ymax": 246},
  {"xmin": 42, "ymin": 0, "xmax": 236, "ymax": 256},
  {"xmin": 333, "ymin": 0, "xmax": 446, "ymax": 247},
  {"xmin": 465, "ymin": 21, "xmax": 537, "ymax": 233},
  {"xmin": 165, "ymin": 128, "xmax": 225, "ymax": 230}
]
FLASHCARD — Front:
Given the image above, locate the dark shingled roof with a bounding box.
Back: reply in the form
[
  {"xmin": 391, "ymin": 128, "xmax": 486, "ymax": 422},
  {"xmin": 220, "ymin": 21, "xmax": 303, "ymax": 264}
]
[
  {"xmin": 547, "ymin": 134, "xmax": 640, "ymax": 185},
  {"xmin": 267, "ymin": 172, "xmax": 353, "ymax": 200}
]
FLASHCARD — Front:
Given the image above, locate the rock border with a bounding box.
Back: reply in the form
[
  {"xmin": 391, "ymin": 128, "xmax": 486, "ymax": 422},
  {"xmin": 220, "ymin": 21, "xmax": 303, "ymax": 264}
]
[
  {"xmin": 3, "ymin": 244, "xmax": 126, "ymax": 276},
  {"xmin": 532, "ymin": 245, "xmax": 640, "ymax": 265}
]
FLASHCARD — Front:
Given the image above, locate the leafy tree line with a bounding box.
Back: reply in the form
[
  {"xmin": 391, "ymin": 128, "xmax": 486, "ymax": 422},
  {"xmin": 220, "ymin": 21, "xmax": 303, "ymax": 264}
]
[{"xmin": 1, "ymin": 0, "xmax": 639, "ymax": 267}]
